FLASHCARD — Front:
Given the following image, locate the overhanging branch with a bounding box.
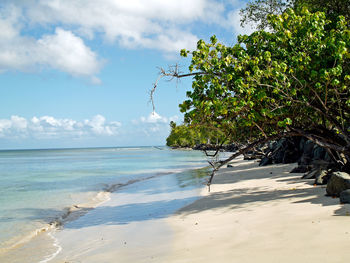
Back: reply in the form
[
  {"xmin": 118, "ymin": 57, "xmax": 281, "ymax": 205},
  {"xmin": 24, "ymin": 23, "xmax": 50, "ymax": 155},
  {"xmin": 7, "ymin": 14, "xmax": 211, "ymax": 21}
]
[
  {"xmin": 150, "ymin": 65, "xmax": 219, "ymax": 112},
  {"xmin": 206, "ymin": 131, "xmax": 298, "ymax": 190}
]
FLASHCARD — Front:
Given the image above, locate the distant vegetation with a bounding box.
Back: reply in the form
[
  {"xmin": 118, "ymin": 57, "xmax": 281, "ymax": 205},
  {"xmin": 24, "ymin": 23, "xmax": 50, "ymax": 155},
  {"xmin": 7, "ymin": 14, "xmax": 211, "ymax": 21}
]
[
  {"xmin": 166, "ymin": 121, "xmax": 228, "ymax": 148},
  {"xmin": 160, "ymin": 0, "xmax": 349, "ymax": 176}
]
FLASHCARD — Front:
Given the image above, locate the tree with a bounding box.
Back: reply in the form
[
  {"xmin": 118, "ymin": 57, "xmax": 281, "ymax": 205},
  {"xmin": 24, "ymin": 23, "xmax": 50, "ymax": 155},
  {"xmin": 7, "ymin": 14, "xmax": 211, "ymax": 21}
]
[
  {"xmin": 240, "ymin": 0, "xmax": 350, "ymax": 30},
  {"xmin": 240, "ymin": 0, "xmax": 295, "ymax": 30},
  {"xmin": 154, "ymin": 8, "xmax": 350, "ymax": 186},
  {"xmin": 298, "ymin": 0, "xmax": 350, "ymax": 21}
]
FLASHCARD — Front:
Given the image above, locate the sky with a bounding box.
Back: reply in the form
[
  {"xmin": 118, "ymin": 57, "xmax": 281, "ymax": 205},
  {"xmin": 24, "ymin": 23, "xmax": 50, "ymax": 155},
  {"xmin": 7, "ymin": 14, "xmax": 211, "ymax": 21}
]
[{"xmin": 0, "ymin": 0, "xmax": 254, "ymax": 149}]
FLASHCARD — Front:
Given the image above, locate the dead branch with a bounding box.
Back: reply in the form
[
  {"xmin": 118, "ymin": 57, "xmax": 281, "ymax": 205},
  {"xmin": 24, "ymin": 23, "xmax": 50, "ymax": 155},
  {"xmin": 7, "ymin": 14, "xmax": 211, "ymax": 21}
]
[{"xmin": 150, "ymin": 64, "xmax": 218, "ymax": 112}]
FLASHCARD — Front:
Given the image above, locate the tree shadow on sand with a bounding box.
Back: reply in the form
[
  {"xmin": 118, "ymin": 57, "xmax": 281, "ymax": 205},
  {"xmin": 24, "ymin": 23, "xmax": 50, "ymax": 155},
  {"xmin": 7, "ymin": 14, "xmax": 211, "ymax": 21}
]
[
  {"xmin": 63, "ymin": 197, "xmax": 200, "ymax": 228},
  {"xmin": 176, "ymin": 161, "xmax": 350, "ymax": 218}
]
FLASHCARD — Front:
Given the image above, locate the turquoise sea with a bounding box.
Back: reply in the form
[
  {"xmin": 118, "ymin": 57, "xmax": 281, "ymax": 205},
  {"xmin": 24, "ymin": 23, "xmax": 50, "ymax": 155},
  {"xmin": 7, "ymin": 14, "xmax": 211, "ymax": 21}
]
[{"xmin": 0, "ymin": 146, "xmax": 210, "ymax": 261}]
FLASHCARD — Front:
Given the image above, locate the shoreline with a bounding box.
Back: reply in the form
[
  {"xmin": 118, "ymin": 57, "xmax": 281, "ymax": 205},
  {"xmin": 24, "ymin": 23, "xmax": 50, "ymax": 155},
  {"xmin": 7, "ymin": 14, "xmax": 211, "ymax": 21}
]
[
  {"xmin": 52, "ymin": 157, "xmax": 350, "ymax": 263},
  {"xmin": 4, "ymin": 156, "xmax": 350, "ymax": 262},
  {"xmin": 47, "ymin": 166, "xmax": 209, "ymax": 262},
  {"xmin": 0, "ymin": 163, "xmax": 209, "ymax": 263}
]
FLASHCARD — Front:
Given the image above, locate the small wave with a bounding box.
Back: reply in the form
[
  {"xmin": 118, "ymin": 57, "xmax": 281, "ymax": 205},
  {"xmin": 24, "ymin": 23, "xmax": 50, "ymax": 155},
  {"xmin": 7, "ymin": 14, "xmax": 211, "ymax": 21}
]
[
  {"xmin": 111, "ymin": 147, "xmax": 143, "ymax": 151},
  {"xmin": 38, "ymin": 230, "xmax": 62, "ymax": 263},
  {"xmin": 0, "ymin": 190, "xmax": 110, "ymax": 259},
  {"xmin": 1, "ymin": 164, "xmax": 209, "ymax": 262},
  {"xmin": 0, "ymin": 223, "xmax": 56, "ymax": 256},
  {"xmin": 0, "ymin": 173, "xmax": 166, "ymax": 256}
]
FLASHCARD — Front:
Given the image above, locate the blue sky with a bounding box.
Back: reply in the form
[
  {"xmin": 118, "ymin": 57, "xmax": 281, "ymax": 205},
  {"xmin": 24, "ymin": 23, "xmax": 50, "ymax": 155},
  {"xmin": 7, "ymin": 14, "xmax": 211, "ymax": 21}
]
[{"xmin": 0, "ymin": 0, "xmax": 253, "ymax": 149}]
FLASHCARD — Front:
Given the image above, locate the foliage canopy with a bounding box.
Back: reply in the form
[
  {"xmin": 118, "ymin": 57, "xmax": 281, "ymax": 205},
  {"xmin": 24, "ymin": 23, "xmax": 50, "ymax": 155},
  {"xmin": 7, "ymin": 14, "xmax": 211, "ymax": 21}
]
[{"xmin": 177, "ymin": 8, "xmax": 349, "ymax": 166}]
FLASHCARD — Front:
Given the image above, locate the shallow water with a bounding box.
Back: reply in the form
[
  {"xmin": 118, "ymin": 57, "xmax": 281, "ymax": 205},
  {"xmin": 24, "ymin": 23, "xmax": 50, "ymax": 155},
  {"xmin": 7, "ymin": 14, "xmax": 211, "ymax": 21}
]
[
  {"xmin": 0, "ymin": 146, "xmax": 209, "ymax": 258},
  {"xmin": 49, "ymin": 169, "xmax": 210, "ymax": 263}
]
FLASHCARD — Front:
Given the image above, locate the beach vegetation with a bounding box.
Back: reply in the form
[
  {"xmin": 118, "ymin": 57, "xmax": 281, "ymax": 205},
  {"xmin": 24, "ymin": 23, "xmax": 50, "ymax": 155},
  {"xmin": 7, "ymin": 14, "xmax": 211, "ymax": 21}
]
[
  {"xmin": 166, "ymin": 121, "xmax": 228, "ymax": 148},
  {"xmin": 155, "ymin": 5, "xmax": 350, "ymax": 186}
]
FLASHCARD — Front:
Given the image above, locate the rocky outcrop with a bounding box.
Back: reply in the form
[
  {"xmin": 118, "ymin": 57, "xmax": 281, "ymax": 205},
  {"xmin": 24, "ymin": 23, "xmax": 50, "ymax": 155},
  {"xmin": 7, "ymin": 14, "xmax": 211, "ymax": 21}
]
[
  {"xmin": 259, "ymin": 137, "xmax": 303, "ymax": 166},
  {"xmin": 302, "ymin": 168, "xmax": 319, "ymax": 179},
  {"xmin": 291, "ymin": 165, "xmax": 312, "ymax": 173},
  {"xmin": 259, "ymin": 156, "xmax": 273, "ymax": 166},
  {"xmin": 192, "ymin": 143, "xmax": 237, "ymax": 152},
  {"xmin": 298, "ymin": 140, "xmax": 315, "ymax": 165},
  {"xmin": 326, "ymin": 172, "xmax": 350, "ymax": 196},
  {"xmin": 258, "ymin": 137, "xmax": 332, "ymax": 168}
]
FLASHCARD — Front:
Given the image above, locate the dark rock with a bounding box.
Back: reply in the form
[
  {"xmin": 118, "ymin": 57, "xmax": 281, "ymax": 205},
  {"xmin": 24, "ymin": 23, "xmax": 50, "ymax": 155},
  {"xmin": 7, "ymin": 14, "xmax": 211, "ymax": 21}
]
[
  {"xmin": 304, "ymin": 140, "xmax": 315, "ymax": 156},
  {"xmin": 298, "ymin": 140, "xmax": 315, "ymax": 165},
  {"xmin": 227, "ymin": 164, "xmax": 233, "ymax": 168},
  {"xmin": 302, "ymin": 168, "xmax": 319, "ymax": 179},
  {"xmin": 298, "ymin": 154, "xmax": 312, "ymax": 165},
  {"xmin": 261, "ymin": 137, "xmax": 330, "ymax": 167},
  {"xmin": 324, "ymin": 152, "xmax": 332, "ymax": 162},
  {"xmin": 192, "ymin": 143, "xmax": 237, "ymax": 152},
  {"xmin": 298, "ymin": 137, "xmax": 307, "ymax": 152},
  {"xmin": 312, "ymin": 160, "xmax": 330, "ymax": 169},
  {"xmin": 290, "ymin": 165, "xmax": 311, "ymax": 173},
  {"xmin": 269, "ymin": 141, "xmax": 278, "ymax": 151},
  {"xmin": 313, "ymin": 146, "xmax": 327, "ymax": 160},
  {"xmin": 314, "ymin": 169, "xmax": 331, "ymax": 185},
  {"xmin": 264, "ymin": 141, "xmax": 275, "ymax": 153},
  {"xmin": 340, "ymin": 189, "xmax": 350, "ymax": 204},
  {"xmin": 326, "ymin": 172, "xmax": 350, "ymax": 197},
  {"xmin": 259, "ymin": 156, "xmax": 273, "ymax": 166},
  {"xmin": 224, "ymin": 144, "xmax": 237, "ymax": 152},
  {"xmin": 273, "ymin": 150, "xmax": 285, "ymax": 163},
  {"xmin": 269, "ymin": 137, "xmax": 301, "ymax": 164},
  {"xmin": 282, "ymin": 150, "xmax": 300, "ymax": 163}
]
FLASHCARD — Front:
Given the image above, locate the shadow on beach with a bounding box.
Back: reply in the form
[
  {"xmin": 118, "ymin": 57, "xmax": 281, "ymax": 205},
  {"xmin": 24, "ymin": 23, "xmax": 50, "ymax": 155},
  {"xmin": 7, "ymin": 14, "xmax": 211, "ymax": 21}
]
[{"xmin": 175, "ymin": 160, "xmax": 350, "ymax": 217}]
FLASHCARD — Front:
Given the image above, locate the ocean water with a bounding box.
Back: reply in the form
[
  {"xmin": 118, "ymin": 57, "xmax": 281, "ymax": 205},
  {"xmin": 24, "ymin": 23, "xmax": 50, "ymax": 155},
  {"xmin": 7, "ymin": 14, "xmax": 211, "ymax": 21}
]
[{"xmin": 0, "ymin": 146, "xmax": 210, "ymax": 259}]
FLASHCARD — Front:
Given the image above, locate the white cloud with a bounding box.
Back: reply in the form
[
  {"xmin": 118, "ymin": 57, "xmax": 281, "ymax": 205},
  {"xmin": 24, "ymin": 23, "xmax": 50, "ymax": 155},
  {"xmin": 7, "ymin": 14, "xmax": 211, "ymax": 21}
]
[
  {"xmin": 140, "ymin": 112, "xmax": 167, "ymax": 124},
  {"xmin": 0, "ymin": 116, "xmax": 28, "ymax": 138},
  {"xmin": 132, "ymin": 112, "xmax": 178, "ymax": 137},
  {"xmin": 37, "ymin": 28, "xmax": 102, "ymax": 77},
  {"xmin": 136, "ymin": 111, "xmax": 178, "ymax": 124},
  {"xmin": 1, "ymin": 1, "xmax": 246, "ymax": 53},
  {"xmin": 0, "ymin": 115, "xmax": 121, "ymax": 139},
  {"xmin": 0, "ymin": 0, "xmax": 254, "ymax": 78},
  {"xmin": 0, "ymin": 119, "xmax": 12, "ymax": 135},
  {"xmin": 20, "ymin": 0, "xmax": 215, "ymax": 52},
  {"xmin": 10, "ymin": 115, "xmax": 27, "ymax": 130},
  {"xmin": 0, "ymin": 6, "xmax": 102, "ymax": 79},
  {"xmin": 84, "ymin": 115, "xmax": 121, "ymax": 136},
  {"xmin": 226, "ymin": 9, "xmax": 257, "ymax": 36}
]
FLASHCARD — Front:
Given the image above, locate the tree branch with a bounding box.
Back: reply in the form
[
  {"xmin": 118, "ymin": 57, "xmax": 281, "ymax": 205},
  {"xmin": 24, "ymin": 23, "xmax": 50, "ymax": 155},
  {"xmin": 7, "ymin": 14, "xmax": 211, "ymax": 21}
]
[
  {"xmin": 206, "ymin": 131, "xmax": 298, "ymax": 190},
  {"xmin": 150, "ymin": 65, "xmax": 220, "ymax": 112}
]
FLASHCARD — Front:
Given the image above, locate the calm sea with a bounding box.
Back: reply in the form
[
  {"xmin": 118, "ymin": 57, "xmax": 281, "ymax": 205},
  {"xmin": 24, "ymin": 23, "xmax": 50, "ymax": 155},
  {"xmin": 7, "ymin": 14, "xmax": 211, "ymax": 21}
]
[{"xmin": 0, "ymin": 146, "xmax": 209, "ymax": 258}]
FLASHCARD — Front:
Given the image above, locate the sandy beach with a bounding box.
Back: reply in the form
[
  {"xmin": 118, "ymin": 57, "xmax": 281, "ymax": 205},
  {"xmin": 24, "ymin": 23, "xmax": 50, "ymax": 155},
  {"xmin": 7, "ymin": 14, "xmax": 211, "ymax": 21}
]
[
  {"xmin": 48, "ymin": 157, "xmax": 350, "ymax": 262},
  {"xmin": 165, "ymin": 158, "xmax": 350, "ymax": 263}
]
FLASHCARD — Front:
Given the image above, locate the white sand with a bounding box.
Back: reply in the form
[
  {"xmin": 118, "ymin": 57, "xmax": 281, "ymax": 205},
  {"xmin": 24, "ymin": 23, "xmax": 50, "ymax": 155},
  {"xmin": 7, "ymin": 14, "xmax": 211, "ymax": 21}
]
[
  {"xmin": 165, "ymin": 158, "xmax": 350, "ymax": 263},
  {"xmin": 50, "ymin": 158, "xmax": 350, "ymax": 262}
]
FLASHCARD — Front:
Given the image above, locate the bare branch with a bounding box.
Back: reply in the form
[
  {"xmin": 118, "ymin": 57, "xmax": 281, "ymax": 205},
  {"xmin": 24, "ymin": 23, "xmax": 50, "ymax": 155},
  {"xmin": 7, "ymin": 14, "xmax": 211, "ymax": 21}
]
[{"xmin": 150, "ymin": 64, "xmax": 219, "ymax": 112}]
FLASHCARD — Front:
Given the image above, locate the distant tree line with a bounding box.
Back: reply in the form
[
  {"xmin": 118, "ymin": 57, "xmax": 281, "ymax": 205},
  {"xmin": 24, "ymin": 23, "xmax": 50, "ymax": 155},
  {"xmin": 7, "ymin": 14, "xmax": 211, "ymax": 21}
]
[{"xmin": 166, "ymin": 121, "xmax": 228, "ymax": 148}]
